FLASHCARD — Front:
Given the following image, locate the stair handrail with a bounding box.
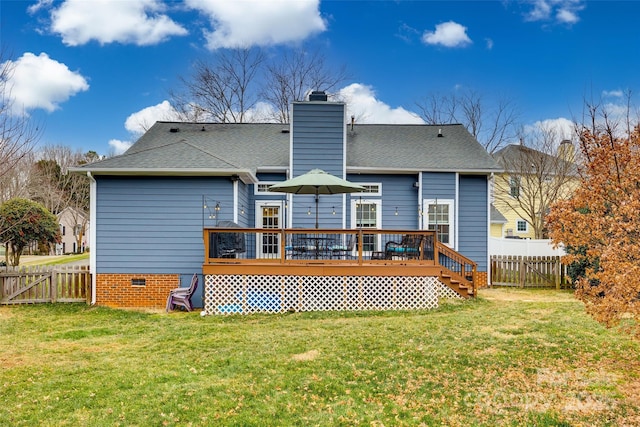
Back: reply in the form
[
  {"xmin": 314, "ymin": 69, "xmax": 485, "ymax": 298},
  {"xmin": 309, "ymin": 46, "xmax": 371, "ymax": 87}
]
[{"xmin": 435, "ymin": 241, "xmax": 477, "ymax": 296}]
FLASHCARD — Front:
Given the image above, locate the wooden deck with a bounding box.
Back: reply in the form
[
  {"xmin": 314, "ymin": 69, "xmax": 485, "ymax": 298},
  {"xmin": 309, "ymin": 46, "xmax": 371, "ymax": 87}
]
[{"xmin": 203, "ymin": 228, "xmax": 477, "ymax": 302}]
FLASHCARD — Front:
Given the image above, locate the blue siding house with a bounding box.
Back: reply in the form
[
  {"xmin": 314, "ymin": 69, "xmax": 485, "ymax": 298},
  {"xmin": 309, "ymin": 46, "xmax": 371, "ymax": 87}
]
[{"xmin": 75, "ymin": 92, "xmax": 501, "ymax": 309}]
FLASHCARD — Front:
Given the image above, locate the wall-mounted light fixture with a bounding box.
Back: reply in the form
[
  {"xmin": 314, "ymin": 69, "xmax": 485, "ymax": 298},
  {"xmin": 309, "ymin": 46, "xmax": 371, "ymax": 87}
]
[
  {"xmin": 240, "ymin": 205, "xmax": 245, "ymax": 215},
  {"xmin": 203, "ymin": 196, "xmax": 221, "ymax": 220},
  {"xmin": 395, "ymin": 207, "xmax": 399, "ymax": 216},
  {"xmin": 307, "ymin": 207, "xmax": 311, "ymax": 215},
  {"xmin": 332, "ymin": 206, "xmax": 336, "ymax": 215}
]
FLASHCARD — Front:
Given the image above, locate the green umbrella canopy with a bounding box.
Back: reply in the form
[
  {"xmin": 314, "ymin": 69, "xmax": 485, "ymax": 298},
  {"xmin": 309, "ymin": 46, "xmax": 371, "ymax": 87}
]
[
  {"xmin": 268, "ymin": 169, "xmax": 365, "ymax": 195},
  {"xmin": 268, "ymin": 169, "xmax": 365, "ymax": 228}
]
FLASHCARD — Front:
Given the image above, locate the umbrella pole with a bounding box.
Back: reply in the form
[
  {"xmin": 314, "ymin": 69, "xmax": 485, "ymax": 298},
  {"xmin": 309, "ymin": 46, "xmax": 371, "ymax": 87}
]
[{"xmin": 315, "ymin": 192, "xmax": 319, "ymax": 229}]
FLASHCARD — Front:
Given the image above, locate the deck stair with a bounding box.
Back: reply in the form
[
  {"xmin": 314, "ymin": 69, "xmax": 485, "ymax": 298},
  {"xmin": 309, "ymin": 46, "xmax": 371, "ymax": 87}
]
[
  {"xmin": 435, "ymin": 241, "xmax": 477, "ymax": 299},
  {"xmin": 438, "ymin": 270, "xmax": 474, "ymax": 299}
]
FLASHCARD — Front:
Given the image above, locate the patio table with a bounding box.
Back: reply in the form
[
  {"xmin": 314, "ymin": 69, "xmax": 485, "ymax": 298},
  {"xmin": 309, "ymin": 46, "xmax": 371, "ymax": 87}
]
[{"xmin": 298, "ymin": 236, "xmax": 336, "ymax": 259}]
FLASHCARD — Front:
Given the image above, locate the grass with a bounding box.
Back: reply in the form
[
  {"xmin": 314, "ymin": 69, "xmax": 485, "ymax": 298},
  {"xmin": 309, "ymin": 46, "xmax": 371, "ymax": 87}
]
[
  {"xmin": 1, "ymin": 288, "xmax": 639, "ymax": 426},
  {"xmin": 19, "ymin": 253, "xmax": 89, "ymax": 267}
]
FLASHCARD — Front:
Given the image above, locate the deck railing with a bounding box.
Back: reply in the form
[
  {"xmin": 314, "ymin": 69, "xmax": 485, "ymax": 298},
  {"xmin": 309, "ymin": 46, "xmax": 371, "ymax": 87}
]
[
  {"xmin": 436, "ymin": 241, "xmax": 478, "ymax": 296},
  {"xmin": 203, "ymin": 228, "xmax": 440, "ymax": 265}
]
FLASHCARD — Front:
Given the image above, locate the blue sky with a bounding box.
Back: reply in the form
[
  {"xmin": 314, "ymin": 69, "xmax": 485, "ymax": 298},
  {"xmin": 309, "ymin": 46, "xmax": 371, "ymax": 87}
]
[{"xmin": 3, "ymin": 0, "xmax": 639, "ymax": 156}]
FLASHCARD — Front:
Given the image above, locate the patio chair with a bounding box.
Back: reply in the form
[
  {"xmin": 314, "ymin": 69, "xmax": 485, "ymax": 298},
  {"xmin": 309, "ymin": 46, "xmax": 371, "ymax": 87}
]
[
  {"xmin": 166, "ymin": 273, "xmax": 198, "ymax": 312},
  {"xmin": 385, "ymin": 234, "xmax": 423, "ymax": 260},
  {"xmin": 331, "ymin": 236, "xmax": 356, "ymax": 259}
]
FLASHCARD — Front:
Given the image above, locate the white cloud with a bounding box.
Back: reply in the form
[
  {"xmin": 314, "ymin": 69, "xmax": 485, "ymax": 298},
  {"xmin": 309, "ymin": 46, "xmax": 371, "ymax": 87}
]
[
  {"xmin": 124, "ymin": 100, "xmax": 180, "ymax": 134},
  {"xmin": 485, "ymin": 38, "xmax": 494, "ymax": 50},
  {"xmin": 602, "ymin": 89, "xmax": 623, "ymax": 98},
  {"xmin": 185, "ymin": 0, "xmax": 326, "ymax": 50},
  {"xmin": 108, "ymin": 139, "xmax": 133, "ymax": 155},
  {"xmin": 526, "ymin": 0, "xmax": 552, "ymax": 21},
  {"xmin": 243, "ymin": 101, "xmax": 278, "ymax": 123},
  {"xmin": 4, "ymin": 52, "xmax": 89, "ymax": 114},
  {"xmin": 524, "ymin": 0, "xmax": 584, "ymax": 25},
  {"xmin": 422, "ymin": 21, "xmax": 472, "ymax": 48},
  {"xmin": 337, "ymin": 83, "xmax": 424, "ymax": 124},
  {"xmin": 556, "ymin": 8, "xmax": 579, "ymax": 24},
  {"xmin": 49, "ymin": 0, "xmax": 187, "ymax": 46},
  {"xmin": 524, "ymin": 117, "xmax": 576, "ymax": 142},
  {"xmin": 603, "ymin": 102, "xmax": 632, "ymax": 121},
  {"xmin": 27, "ymin": 0, "xmax": 53, "ymax": 14}
]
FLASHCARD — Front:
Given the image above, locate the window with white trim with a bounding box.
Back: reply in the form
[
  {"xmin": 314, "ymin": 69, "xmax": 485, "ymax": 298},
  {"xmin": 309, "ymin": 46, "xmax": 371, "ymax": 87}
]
[
  {"xmin": 255, "ymin": 182, "xmax": 281, "ymax": 195},
  {"xmin": 424, "ymin": 199, "xmax": 454, "ymax": 247},
  {"xmin": 354, "ymin": 183, "xmax": 381, "ymax": 197},
  {"xmin": 516, "ymin": 219, "xmax": 528, "ymax": 233}
]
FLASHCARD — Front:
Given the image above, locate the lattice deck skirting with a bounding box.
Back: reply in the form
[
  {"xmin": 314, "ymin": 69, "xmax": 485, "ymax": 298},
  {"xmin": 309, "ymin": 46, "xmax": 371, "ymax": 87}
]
[{"xmin": 204, "ymin": 274, "xmax": 461, "ymax": 315}]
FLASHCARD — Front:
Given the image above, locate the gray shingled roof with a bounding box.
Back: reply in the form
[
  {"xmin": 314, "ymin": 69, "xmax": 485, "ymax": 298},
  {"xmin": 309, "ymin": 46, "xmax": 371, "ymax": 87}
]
[
  {"xmin": 493, "ymin": 144, "xmax": 578, "ymax": 175},
  {"xmin": 75, "ymin": 121, "xmax": 501, "ymax": 178},
  {"xmin": 347, "ymin": 124, "xmax": 500, "ymax": 172},
  {"xmin": 490, "ymin": 204, "xmax": 508, "ymax": 223}
]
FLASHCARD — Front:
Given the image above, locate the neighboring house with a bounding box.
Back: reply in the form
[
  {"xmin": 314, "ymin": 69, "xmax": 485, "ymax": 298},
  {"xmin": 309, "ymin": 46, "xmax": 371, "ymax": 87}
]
[
  {"xmin": 56, "ymin": 207, "xmax": 89, "ymax": 254},
  {"xmin": 490, "ymin": 204, "xmax": 508, "ymax": 238},
  {"xmin": 74, "ymin": 93, "xmax": 502, "ymax": 309},
  {"xmin": 491, "ymin": 141, "xmax": 578, "ymax": 239}
]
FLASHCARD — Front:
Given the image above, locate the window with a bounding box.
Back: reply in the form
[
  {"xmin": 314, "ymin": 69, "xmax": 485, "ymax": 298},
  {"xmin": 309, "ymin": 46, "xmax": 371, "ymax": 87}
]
[
  {"xmin": 424, "ymin": 199, "xmax": 454, "ymax": 247},
  {"xmin": 354, "ymin": 183, "xmax": 381, "ymax": 196},
  {"xmin": 256, "ymin": 182, "xmax": 280, "ymax": 194},
  {"xmin": 516, "ymin": 219, "xmax": 528, "ymax": 233},
  {"xmin": 509, "ymin": 176, "xmax": 520, "ymax": 198}
]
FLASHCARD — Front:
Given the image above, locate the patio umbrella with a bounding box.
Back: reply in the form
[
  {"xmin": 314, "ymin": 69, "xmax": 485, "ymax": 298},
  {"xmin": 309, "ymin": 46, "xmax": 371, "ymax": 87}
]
[{"xmin": 268, "ymin": 168, "xmax": 365, "ymax": 228}]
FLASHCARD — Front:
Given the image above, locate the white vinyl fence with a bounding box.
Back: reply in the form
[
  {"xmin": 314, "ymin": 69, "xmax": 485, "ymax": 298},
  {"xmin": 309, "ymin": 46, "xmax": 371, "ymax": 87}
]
[{"xmin": 489, "ymin": 237, "xmax": 565, "ymax": 257}]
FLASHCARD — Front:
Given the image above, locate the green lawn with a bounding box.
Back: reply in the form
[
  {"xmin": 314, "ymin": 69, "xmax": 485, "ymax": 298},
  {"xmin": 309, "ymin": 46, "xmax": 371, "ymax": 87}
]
[
  {"xmin": 20, "ymin": 253, "xmax": 89, "ymax": 266},
  {"xmin": 1, "ymin": 289, "xmax": 638, "ymax": 426}
]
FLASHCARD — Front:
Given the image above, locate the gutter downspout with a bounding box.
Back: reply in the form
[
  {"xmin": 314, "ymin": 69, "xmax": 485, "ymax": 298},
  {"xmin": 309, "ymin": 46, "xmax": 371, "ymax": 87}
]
[
  {"xmin": 487, "ymin": 172, "xmax": 494, "ymax": 288},
  {"xmin": 417, "ymin": 172, "xmax": 423, "ymax": 229},
  {"xmin": 232, "ymin": 179, "xmax": 239, "ymax": 224},
  {"xmin": 87, "ymin": 172, "xmax": 97, "ymax": 305}
]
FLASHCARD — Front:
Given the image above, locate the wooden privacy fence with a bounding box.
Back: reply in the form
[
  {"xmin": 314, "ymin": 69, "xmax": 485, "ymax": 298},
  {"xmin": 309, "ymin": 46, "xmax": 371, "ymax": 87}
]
[
  {"xmin": 491, "ymin": 256, "xmax": 571, "ymax": 289},
  {"xmin": 0, "ymin": 265, "xmax": 91, "ymax": 305}
]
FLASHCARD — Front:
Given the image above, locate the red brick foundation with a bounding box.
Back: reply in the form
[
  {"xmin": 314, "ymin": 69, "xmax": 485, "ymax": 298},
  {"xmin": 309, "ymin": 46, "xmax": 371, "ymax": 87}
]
[
  {"xmin": 96, "ymin": 273, "xmax": 179, "ymax": 309},
  {"xmin": 476, "ymin": 271, "xmax": 489, "ymax": 288}
]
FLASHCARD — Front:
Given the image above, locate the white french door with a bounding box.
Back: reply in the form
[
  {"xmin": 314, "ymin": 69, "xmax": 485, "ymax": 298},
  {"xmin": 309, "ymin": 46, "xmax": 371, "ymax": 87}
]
[
  {"xmin": 255, "ymin": 202, "xmax": 283, "ymax": 258},
  {"xmin": 351, "ymin": 199, "xmax": 382, "ymax": 255},
  {"xmin": 423, "ymin": 199, "xmax": 454, "ymax": 248}
]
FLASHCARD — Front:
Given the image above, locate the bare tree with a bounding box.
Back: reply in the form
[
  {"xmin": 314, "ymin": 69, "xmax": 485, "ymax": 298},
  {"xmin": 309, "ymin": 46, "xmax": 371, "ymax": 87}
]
[
  {"xmin": 171, "ymin": 47, "xmax": 266, "ymax": 123},
  {"xmin": 262, "ymin": 49, "xmax": 349, "ymax": 123},
  {"xmin": 27, "ymin": 145, "xmax": 90, "ymax": 252},
  {"xmin": 493, "ymin": 124, "xmax": 578, "ymax": 239},
  {"xmin": 0, "ymin": 49, "xmax": 40, "ymax": 182},
  {"xmin": 0, "ymin": 152, "xmax": 32, "ymax": 203},
  {"xmin": 416, "ymin": 89, "xmax": 520, "ymax": 153},
  {"xmin": 171, "ymin": 47, "xmax": 348, "ymax": 124}
]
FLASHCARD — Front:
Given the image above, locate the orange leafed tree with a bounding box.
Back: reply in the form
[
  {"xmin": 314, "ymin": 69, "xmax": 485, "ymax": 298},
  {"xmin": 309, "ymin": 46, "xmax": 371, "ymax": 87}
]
[{"xmin": 547, "ymin": 124, "xmax": 640, "ymax": 336}]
